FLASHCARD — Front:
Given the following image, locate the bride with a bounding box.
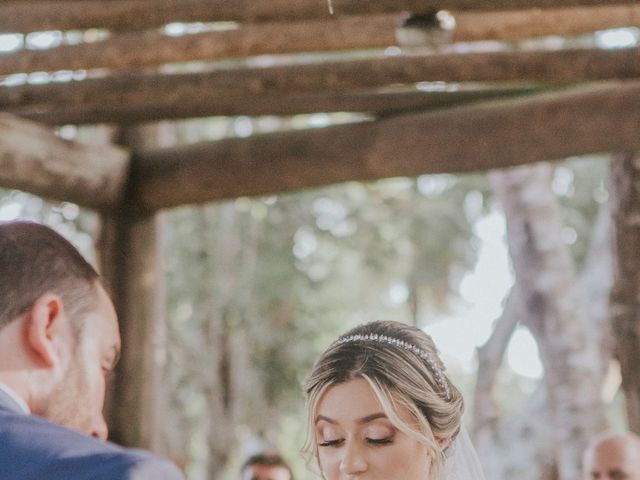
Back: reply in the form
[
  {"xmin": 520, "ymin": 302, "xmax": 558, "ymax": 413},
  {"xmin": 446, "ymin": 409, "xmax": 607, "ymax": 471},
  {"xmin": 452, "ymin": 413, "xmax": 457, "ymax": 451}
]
[{"xmin": 303, "ymin": 320, "xmax": 486, "ymax": 480}]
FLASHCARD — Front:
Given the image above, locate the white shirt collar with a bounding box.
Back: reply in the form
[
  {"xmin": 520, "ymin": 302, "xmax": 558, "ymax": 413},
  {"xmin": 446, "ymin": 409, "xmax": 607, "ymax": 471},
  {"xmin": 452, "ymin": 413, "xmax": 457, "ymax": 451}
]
[{"xmin": 0, "ymin": 381, "xmax": 30, "ymax": 414}]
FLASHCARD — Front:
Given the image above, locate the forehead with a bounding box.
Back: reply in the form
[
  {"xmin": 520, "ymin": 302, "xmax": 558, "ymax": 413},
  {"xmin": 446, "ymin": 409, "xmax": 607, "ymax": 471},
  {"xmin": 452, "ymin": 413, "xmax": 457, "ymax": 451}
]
[
  {"xmin": 318, "ymin": 378, "xmax": 383, "ymax": 418},
  {"xmin": 589, "ymin": 439, "xmax": 639, "ymax": 470},
  {"xmin": 244, "ymin": 464, "xmax": 290, "ymax": 480}
]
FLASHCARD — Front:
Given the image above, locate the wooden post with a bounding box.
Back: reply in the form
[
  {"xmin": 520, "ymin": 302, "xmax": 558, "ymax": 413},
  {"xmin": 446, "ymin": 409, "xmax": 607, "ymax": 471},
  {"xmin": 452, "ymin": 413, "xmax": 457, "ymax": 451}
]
[
  {"xmin": 609, "ymin": 152, "xmax": 640, "ymax": 433},
  {"xmin": 98, "ymin": 128, "xmax": 168, "ymax": 451}
]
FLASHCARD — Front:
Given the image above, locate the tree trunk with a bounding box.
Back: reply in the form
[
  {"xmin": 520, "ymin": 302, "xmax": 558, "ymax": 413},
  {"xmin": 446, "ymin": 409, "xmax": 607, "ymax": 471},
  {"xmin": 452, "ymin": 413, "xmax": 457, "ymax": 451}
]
[
  {"xmin": 472, "ymin": 287, "xmax": 521, "ymax": 451},
  {"xmin": 193, "ymin": 204, "xmax": 242, "ymax": 479},
  {"xmin": 491, "ymin": 163, "xmax": 605, "ymax": 480}
]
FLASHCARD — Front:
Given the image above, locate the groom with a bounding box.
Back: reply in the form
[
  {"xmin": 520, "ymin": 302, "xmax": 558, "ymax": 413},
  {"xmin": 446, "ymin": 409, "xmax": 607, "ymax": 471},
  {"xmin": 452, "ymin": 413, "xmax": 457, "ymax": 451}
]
[{"xmin": 0, "ymin": 221, "xmax": 184, "ymax": 479}]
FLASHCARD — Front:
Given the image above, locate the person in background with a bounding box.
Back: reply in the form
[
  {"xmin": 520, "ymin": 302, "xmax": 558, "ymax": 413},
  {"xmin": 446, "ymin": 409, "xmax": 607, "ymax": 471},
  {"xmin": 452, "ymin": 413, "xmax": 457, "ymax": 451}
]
[
  {"xmin": 0, "ymin": 221, "xmax": 185, "ymax": 480},
  {"xmin": 241, "ymin": 453, "xmax": 294, "ymax": 480},
  {"xmin": 583, "ymin": 431, "xmax": 640, "ymax": 480}
]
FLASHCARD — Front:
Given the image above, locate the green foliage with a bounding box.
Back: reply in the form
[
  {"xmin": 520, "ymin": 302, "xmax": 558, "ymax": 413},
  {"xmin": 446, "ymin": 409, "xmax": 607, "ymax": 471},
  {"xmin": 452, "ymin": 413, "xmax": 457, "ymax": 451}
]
[
  {"xmin": 0, "ymin": 188, "xmax": 97, "ymax": 262},
  {"xmin": 161, "ymin": 171, "xmax": 492, "ymax": 478},
  {"xmin": 552, "ymin": 156, "xmax": 609, "ymax": 269}
]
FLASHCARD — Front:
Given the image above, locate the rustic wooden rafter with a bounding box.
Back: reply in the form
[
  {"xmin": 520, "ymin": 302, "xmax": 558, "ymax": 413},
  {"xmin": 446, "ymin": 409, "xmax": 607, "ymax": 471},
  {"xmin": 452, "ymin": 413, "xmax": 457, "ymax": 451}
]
[
  {"xmin": 3, "ymin": 47, "xmax": 639, "ymax": 118},
  {"xmin": 0, "ymin": 113, "xmax": 129, "ymax": 209},
  {"xmin": 1, "ymin": 0, "xmax": 637, "ymax": 33},
  {"xmin": 2, "ymin": 5, "xmax": 639, "ymax": 75},
  {"xmin": 129, "ymin": 81, "xmax": 640, "ymax": 211},
  {"xmin": 10, "ymin": 87, "xmax": 544, "ymax": 126}
]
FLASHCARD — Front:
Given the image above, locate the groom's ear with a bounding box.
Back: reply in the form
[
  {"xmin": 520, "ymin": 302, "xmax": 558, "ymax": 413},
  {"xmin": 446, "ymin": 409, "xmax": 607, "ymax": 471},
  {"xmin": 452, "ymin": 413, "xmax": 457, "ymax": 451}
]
[{"xmin": 24, "ymin": 293, "xmax": 70, "ymax": 369}]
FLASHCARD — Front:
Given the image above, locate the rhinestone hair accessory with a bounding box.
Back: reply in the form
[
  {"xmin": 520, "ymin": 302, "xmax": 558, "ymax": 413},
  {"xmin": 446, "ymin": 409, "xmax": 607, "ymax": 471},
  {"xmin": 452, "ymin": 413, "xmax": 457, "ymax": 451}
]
[{"xmin": 334, "ymin": 333, "xmax": 452, "ymax": 400}]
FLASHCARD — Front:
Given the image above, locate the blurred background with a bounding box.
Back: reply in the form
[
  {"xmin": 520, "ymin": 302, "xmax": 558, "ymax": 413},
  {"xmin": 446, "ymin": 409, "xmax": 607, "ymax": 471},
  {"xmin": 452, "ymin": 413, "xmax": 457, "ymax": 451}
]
[{"xmin": 0, "ymin": 149, "xmax": 621, "ymax": 479}]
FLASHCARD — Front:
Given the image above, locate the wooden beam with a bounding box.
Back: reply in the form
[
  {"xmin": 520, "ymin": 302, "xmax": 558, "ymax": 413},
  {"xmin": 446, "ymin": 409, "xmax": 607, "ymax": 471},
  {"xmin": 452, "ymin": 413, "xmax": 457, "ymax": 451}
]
[
  {"xmin": 3, "ymin": 5, "xmax": 640, "ymax": 75},
  {"xmin": 0, "ymin": 113, "xmax": 129, "ymax": 209},
  {"xmin": 0, "ymin": 15, "xmax": 397, "ymax": 75},
  {"xmin": 3, "ymin": 47, "xmax": 640, "ymax": 115},
  {"xmin": 129, "ymin": 81, "xmax": 640, "ymax": 211},
  {"xmin": 11, "ymin": 87, "xmax": 543, "ymax": 125},
  {"xmin": 1, "ymin": 0, "xmax": 636, "ymax": 33},
  {"xmin": 453, "ymin": 4, "xmax": 640, "ymax": 42}
]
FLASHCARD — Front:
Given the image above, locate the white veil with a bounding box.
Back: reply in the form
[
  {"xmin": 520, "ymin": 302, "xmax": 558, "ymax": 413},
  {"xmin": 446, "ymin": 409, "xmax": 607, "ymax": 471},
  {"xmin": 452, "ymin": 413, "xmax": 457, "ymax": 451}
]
[{"xmin": 442, "ymin": 426, "xmax": 487, "ymax": 480}]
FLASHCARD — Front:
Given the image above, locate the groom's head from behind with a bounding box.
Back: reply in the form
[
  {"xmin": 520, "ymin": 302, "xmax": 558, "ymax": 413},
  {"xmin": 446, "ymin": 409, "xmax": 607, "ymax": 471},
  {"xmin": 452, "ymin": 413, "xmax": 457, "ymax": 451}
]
[{"xmin": 0, "ymin": 221, "xmax": 120, "ymax": 441}]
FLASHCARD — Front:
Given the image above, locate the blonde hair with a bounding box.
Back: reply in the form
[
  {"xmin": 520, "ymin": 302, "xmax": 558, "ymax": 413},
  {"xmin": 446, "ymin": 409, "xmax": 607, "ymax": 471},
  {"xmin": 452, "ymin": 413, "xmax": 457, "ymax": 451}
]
[{"xmin": 303, "ymin": 320, "xmax": 464, "ymax": 480}]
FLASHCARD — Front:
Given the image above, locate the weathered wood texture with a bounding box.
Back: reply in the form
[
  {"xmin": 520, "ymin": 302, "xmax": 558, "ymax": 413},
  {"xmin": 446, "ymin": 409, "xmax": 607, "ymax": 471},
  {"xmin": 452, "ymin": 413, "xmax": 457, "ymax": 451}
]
[
  {"xmin": 130, "ymin": 81, "xmax": 640, "ymax": 211},
  {"xmin": 103, "ymin": 211, "xmax": 167, "ymax": 450},
  {"xmin": 0, "ymin": 15, "xmax": 396, "ymax": 75},
  {"xmin": 3, "ymin": 5, "xmax": 640, "ymax": 75},
  {"xmin": 609, "ymin": 153, "xmax": 640, "ymax": 434},
  {"xmin": 1, "ymin": 0, "xmax": 636, "ymax": 33},
  {"xmin": 454, "ymin": 4, "xmax": 640, "ymax": 42},
  {"xmin": 3, "ymin": 47, "xmax": 639, "ymax": 116},
  {"xmin": 0, "ymin": 113, "xmax": 129, "ymax": 209},
  {"xmin": 11, "ymin": 87, "xmax": 542, "ymax": 126}
]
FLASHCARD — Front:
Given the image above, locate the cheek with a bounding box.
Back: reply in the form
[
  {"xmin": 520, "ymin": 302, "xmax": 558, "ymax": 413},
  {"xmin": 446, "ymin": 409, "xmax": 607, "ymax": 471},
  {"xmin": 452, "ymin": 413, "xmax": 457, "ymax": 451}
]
[
  {"xmin": 318, "ymin": 448, "xmax": 340, "ymax": 475},
  {"xmin": 78, "ymin": 360, "xmax": 106, "ymax": 406},
  {"xmin": 382, "ymin": 442, "xmax": 432, "ymax": 477},
  {"xmin": 89, "ymin": 368, "xmax": 106, "ymax": 403}
]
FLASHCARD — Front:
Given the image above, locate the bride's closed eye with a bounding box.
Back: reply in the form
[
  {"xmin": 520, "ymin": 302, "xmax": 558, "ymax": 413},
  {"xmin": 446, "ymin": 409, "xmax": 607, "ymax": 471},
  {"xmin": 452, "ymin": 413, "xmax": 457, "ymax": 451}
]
[
  {"xmin": 363, "ymin": 425, "xmax": 395, "ymax": 446},
  {"xmin": 318, "ymin": 438, "xmax": 345, "ymax": 447},
  {"xmin": 367, "ymin": 436, "xmax": 394, "ymax": 445}
]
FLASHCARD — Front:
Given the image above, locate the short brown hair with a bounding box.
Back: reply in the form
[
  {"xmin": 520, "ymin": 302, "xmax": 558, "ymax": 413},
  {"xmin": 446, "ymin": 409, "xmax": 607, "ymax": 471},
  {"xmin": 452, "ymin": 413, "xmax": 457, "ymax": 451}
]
[
  {"xmin": 241, "ymin": 453, "xmax": 293, "ymax": 480},
  {"xmin": 0, "ymin": 221, "xmax": 101, "ymax": 332}
]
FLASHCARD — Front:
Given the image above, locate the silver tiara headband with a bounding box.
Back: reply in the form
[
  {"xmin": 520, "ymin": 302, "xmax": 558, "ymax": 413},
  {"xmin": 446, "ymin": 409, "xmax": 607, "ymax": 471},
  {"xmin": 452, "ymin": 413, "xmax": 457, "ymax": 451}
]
[{"xmin": 334, "ymin": 333, "xmax": 451, "ymax": 401}]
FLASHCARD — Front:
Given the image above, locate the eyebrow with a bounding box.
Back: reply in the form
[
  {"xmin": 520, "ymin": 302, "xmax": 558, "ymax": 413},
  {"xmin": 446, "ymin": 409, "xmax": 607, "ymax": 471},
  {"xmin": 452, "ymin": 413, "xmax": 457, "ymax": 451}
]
[{"xmin": 315, "ymin": 412, "xmax": 388, "ymax": 425}]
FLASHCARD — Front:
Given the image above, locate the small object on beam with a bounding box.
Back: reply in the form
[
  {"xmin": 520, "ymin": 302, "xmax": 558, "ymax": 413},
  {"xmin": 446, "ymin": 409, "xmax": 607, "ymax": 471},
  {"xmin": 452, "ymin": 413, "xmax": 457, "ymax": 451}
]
[{"xmin": 396, "ymin": 11, "xmax": 456, "ymax": 49}]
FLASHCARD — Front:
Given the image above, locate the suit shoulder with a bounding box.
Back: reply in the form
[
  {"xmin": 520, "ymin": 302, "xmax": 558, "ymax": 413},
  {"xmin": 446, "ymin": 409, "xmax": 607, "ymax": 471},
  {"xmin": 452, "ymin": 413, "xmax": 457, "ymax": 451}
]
[{"xmin": 0, "ymin": 410, "xmax": 184, "ymax": 480}]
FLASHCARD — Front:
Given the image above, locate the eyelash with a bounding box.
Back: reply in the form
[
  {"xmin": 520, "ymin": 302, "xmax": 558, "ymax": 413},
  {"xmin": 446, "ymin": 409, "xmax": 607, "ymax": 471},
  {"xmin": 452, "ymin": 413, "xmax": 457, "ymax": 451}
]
[
  {"xmin": 368, "ymin": 437, "xmax": 394, "ymax": 445},
  {"xmin": 319, "ymin": 439, "xmax": 344, "ymax": 447},
  {"xmin": 318, "ymin": 437, "xmax": 394, "ymax": 447}
]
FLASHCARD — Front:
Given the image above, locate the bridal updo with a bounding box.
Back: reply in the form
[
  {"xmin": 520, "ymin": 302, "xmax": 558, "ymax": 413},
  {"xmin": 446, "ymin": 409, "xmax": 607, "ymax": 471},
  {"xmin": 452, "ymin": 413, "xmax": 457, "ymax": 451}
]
[{"xmin": 304, "ymin": 320, "xmax": 464, "ymax": 480}]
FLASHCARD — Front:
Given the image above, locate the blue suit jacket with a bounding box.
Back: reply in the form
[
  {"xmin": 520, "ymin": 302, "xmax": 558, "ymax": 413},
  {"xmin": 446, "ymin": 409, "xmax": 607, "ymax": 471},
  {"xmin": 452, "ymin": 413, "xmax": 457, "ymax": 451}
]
[{"xmin": 0, "ymin": 389, "xmax": 185, "ymax": 480}]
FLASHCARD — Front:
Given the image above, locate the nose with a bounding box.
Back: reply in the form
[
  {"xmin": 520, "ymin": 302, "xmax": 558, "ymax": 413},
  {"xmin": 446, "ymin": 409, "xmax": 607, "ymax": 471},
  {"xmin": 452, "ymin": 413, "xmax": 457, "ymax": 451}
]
[
  {"xmin": 91, "ymin": 415, "xmax": 109, "ymax": 441},
  {"xmin": 339, "ymin": 441, "xmax": 368, "ymax": 476}
]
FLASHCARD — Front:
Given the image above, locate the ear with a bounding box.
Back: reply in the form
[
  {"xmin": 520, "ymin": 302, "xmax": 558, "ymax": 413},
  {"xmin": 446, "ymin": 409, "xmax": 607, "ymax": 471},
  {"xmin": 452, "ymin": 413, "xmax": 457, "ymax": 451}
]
[{"xmin": 25, "ymin": 293, "xmax": 68, "ymax": 368}]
